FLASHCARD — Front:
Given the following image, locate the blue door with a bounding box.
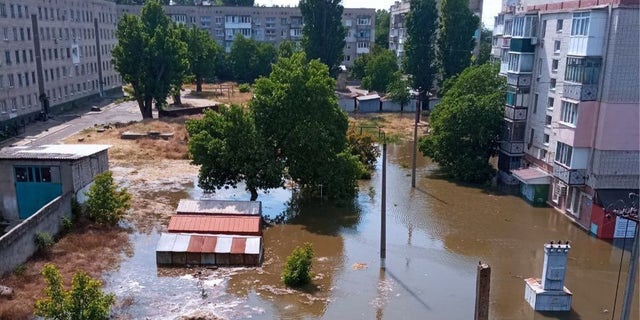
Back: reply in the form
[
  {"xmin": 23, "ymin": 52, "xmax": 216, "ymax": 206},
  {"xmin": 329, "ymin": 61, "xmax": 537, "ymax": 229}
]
[{"xmin": 14, "ymin": 166, "xmax": 62, "ymax": 219}]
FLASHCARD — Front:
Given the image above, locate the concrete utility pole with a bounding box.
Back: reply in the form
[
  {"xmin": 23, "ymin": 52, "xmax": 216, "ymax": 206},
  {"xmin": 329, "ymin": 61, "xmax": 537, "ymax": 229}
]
[
  {"xmin": 475, "ymin": 262, "xmax": 491, "ymax": 320},
  {"xmin": 380, "ymin": 142, "xmax": 387, "ymax": 266},
  {"xmin": 411, "ymin": 88, "xmax": 422, "ymax": 188},
  {"xmin": 620, "ymin": 223, "xmax": 638, "ymax": 320}
]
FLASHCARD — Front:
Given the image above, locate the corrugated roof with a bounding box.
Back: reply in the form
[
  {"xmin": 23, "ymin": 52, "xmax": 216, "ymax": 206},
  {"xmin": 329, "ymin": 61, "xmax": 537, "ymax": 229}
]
[
  {"xmin": 512, "ymin": 167, "xmax": 551, "ymax": 185},
  {"xmin": 0, "ymin": 144, "xmax": 111, "ymax": 160},
  {"xmin": 356, "ymin": 94, "xmax": 381, "ymax": 101},
  {"xmin": 167, "ymin": 215, "xmax": 261, "ymax": 235},
  {"xmin": 176, "ymin": 199, "xmax": 261, "ymax": 216},
  {"xmin": 157, "ymin": 233, "xmax": 262, "ymax": 255}
]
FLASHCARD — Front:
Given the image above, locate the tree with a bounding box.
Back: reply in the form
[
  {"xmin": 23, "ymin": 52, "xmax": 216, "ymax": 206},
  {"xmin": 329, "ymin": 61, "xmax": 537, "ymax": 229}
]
[
  {"xmin": 34, "ymin": 264, "xmax": 115, "ymax": 319},
  {"xmin": 351, "ymin": 53, "xmax": 369, "ymax": 80},
  {"xmin": 404, "ymin": 0, "xmax": 438, "ymax": 97},
  {"xmin": 229, "ymin": 35, "xmax": 277, "ymax": 83},
  {"xmin": 85, "ymin": 171, "xmax": 132, "ymax": 226},
  {"xmin": 221, "ymin": 0, "xmax": 254, "ymax": 5},
  {"xmin": 180, "ymin": 26, "xmax": 221, "ymax": 92},
  {"xmin": 277, "ymin": 40, "xmax": 300, "ymax": 60},
  {"xmin": 186, "ymin": 107, "xmax": 283, "ymax": 201},
  {"xmin": 419, "ymin": 64, "xmax": 505, "ymax": 183},
  {"xmin": 386, "ymin": 72, "xmax": 411, "ymax": 111},
  {"xmin": 476, "ymin": 27, "xmax": 493, "ymax": 65},
  {"xmin": 375, "ymin": 9, "xmax": 390, "ymax": 49},
  {"xmin": 300, "ymin": 0, "xmax": 347, "ymax": 75},
  {"xmin": 252, "ymin": 52, "xmax": 356, "ymax": 199},
  {"xmin": 438, "ymin": 0, "xmax": 480, "ymax": 80},
  {"xmin": 282, "ymin": 243, "xmax": 314, "ymax": 287},
  {"xmin": 361, "ymin": 49, "xmax": 398, "ymax": 93},
  {"xmin": 112, "ymin": 0, "xmax": 188, "ymax": 118}
]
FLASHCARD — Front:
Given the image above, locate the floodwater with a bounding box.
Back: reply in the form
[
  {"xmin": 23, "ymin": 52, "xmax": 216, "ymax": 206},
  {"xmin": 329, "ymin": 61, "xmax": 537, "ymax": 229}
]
[{"xmin": 105, "ymin": 141, "xmax": 639, "ymax": 320}]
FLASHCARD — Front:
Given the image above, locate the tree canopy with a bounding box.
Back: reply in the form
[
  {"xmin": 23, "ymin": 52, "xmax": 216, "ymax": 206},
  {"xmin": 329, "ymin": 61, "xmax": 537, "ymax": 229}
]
[
  {"xmin": 386, "ymin": 72, "xmax": 411, "ymax": 109},
  {"xmin": 187, "ymin": 106, "xmax": 283, "ymax": 201},
  {"xmin": 438, "ymin": 0, "xmax": 481, "ymax": 81},
  {"xmin": 179, "ymin": 26, "xmax": 222, "ymax": 92},
  {"xmin": 419, "ymin": 64, "xmax": 505, "ymax": 183},
  {"xmin": 229, "ymin": 35, "xmax": 277, "ymax": 83},
  {"xmin": 404, "ymin": 0, "xmax": 438, "ymax": 96},
  {"xmin": 361, "ymin": 49, "xmax": 398, "ymax": 93},
  {"xmin": 300, "ymin": 0, "xmax": 347, "ymax": 76},
  {"xmin": 375, "ymin": 9, "xmax": 390, "ymax": 49},
  {"xmin": 112, "ymin": 0, "xmax": 188, "ymax": 118},
  {"xmin": 476, "ymin": 27, "xmax": 493, "ymax": 65},
  {"xmin": 252, "ymin": 52, "xmax": 358, "ymax": 199}
]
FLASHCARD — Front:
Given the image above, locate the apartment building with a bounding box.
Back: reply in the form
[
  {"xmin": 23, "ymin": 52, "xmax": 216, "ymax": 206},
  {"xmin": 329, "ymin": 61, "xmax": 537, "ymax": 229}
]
[
  {"xmin": 389, "ymin": 0, "xmax": 484, "ymax": 62},
  {"xmin": 492, "ymin": 0, "xmax": 639, "ymax": 238},
  {"xmin": 0, "ymin": 0, "xmax": 122, "ymax": 135},
  {"xmin": 116, "ymin": 5, "xmax": 376, "ymax": 67}
]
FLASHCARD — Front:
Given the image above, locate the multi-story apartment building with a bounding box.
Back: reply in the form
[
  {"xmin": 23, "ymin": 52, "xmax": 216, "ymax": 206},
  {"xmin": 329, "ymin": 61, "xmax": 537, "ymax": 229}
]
[
  {"xmin": 492, "ymin": 0, "xmax": 639, "ymax": 238},
  {"xmin": 389, "ymin": 0, "xmax": 484, "ymax": 62},
  {"xmin": 0, "ymin": 0, "xmax": 122, "ymax": 135},
  {"xmin": 116, "ymin": 5, "xmax": 376, "ymax": 67}
]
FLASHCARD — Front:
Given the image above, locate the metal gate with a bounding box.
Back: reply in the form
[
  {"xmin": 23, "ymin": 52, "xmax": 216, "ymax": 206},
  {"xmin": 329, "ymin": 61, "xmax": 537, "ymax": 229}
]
[{"xmin": 14, "ymin": 166, "xmax": 62, "ymax": 219}]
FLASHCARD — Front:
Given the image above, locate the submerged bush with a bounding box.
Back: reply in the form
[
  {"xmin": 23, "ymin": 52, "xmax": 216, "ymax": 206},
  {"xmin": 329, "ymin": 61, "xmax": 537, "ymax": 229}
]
[
  {"xmin": 282, "ymin": 242, "xmax": 314, "ymax": 287},
  {"xmin": 84, "ymin": 171, "xmax": 131, "ymax": 226}
]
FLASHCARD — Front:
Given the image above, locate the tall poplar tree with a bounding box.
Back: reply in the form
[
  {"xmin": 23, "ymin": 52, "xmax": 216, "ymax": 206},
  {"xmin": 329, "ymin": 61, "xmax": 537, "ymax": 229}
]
[
  {"xmin": 438, "ymin": 0, "xmax": 480, "ymax": 80},
  {"xmin": 300, "ymin": 0, "xmax": 347, "ymax": 75},
  {"xmin": 404, "ymin": 0, "xmax": 438, "ymax": 96}
]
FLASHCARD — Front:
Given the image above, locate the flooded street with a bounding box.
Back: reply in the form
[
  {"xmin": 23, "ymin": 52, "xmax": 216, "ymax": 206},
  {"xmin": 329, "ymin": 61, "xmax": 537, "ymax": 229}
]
[{"xmin": 105, "ymin": 141, "xmax": 638, "ymax": 320}]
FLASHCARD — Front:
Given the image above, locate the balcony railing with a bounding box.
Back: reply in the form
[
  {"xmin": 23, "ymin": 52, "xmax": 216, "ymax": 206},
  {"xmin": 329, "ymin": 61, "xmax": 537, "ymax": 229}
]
[
  {"xmin": 500, "ymin": 141, "xmax": 525, "ymax": 155},
  {"xmin": 507, "ymin": 73, "xmax": 532, "ymax": 87},
  {"xmin": 562, "ymin": 82, "xmax": 598, "ymax": 101},
  {"xmin": 504, "ymin": 106, "xmax": 528, "ymax": 121},
  {"xmin": 553, "ymin": 163, "xmax": 587, "ymax": 185}
]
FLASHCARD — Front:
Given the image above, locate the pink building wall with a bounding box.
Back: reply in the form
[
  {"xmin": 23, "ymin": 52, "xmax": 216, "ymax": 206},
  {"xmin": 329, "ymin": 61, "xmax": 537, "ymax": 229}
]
[
  {"xmin": 594, "ymin": 102, "xmax": 640, "ymax": 151},
  {"xmin": 556, "ymin": 101, "xmax": 599, "ymax": 148}
]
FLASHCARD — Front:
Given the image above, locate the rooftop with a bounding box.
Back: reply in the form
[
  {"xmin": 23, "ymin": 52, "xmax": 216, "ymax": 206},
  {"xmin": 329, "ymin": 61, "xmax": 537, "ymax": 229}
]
[
  {"xmin": 167, "ymin": 215, "xmax": 262, "ymax": 236},
  {"xmin": 176, "ymin": 199, "xmax": 262, "ymax": 216},
  {"xmin": 0, "ymin": 144, "xmax": 111, "ymax": 160}
]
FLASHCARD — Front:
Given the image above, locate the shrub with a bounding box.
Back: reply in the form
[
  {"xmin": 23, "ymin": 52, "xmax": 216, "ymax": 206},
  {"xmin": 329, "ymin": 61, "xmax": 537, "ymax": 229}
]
[
  {"xmin": 34, "ymin": 264, "xmax": 115, "ymax": 319},
  {"xmin": 60, "ymin": 217, "xmax": 73, "ymax": 235},
  {"xmin": 84, "ymin": 171, "xmax": 131, "ymax": 226},
  {"xmin": 71, "ymin": 198, "xmax": 82, "ymax": 221},
  {"xmin": 34, "ymin": 232, "xmax": 54, "ymax": 252},
  {"xmin": 282, "ymin": 243, "xmax": 314, "ymax": 287},
  {"xmin": 238, "ymin": 83, "xmax": 251, "ymax": 93}
]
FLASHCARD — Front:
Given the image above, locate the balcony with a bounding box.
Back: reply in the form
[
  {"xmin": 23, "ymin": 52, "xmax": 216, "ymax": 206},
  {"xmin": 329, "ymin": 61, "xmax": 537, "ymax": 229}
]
[
  {"xmin": 493, "ymin": 24, "xmax": 504, "ymax": 36},
  {"xmin": 509, "ymin": 38, "xmax": 535, "ymax": 53},
  {"xmin": 562, "ymin": 82, "xmax": 598, "ymax": 101},
  {"xmin": 500, "ymin": 62, "xmax": 509, "ymax": 75},
  {"xmin": 553, "ymin": 163, "xmax": 587, "ymax": 185},
  {"xmin": 500, "ymin": 141, "xmax": 525, "ymax": 155},
  {"xmin": 507, "ymin": 73, "xmax": 532, "ymax": 87},
  {"xmin": 505, "ymin": 105, "xmax": 528, "ymax": 121},
  {"xmin": 491, "ymin": 47, "xmax": 502, "ymax": 57},
  {"xmin": 501, "ymin": 37, "xmax": 511, "ymax": 48}
]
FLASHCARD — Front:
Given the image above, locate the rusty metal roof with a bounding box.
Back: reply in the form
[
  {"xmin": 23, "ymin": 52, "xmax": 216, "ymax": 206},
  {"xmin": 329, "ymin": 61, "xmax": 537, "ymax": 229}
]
[
  {"xmin": 157, "ymin": 233, "xmax": 262, "ymax": 255},
  {"xmin": 167, "ymin": 215, "xmax": 261, "ymax": 235},
  {"xmin": 0, "ymin": 144, "xmax": 110, "ymax": 160},
  {"xmin": 176, "ymin": 199, "xmax": 261, "ymax": 216}
]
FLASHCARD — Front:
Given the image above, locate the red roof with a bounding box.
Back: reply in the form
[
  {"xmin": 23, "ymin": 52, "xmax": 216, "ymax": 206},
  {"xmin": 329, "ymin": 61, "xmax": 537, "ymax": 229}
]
[{"xmin": 168, "ymin": 215, "xmax": 261, "ymax": 236}]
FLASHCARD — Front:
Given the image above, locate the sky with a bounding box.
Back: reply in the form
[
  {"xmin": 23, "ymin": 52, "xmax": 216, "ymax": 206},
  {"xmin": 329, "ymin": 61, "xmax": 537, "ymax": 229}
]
[{"xmin": 255, "ymin": 0, "xmax": 501, "ymax": 28}]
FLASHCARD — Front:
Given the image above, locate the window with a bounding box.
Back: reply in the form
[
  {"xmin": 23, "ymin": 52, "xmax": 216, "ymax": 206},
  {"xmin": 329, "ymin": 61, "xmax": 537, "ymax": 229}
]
[
  {"xmin": 4, "ymin": 50, "xmax": 10, "ymax": 65},
  {"xmin": 7, "ymin": 74, "xmax": 14, "ymax": 87},
  {"xmin": 541, "ymin": 20, "xmax": 547, "ymax": 37},
  {"xmin": 545, "ymin": 115, "xmax": 552, "ymax": 127},
  {"xmin": 552, "ymin": 59, "xmax": 559, "ymax": 72},
  {"xmin": 543, "ymin": 134, "xmax": 550, "ymax": 145},
  {"xmin": 554, "ymin": 40, "xmax": 561, "ymax": 53},
  {"xmin": 508, "ymin": 53, "xmax": 534, "ymax": 73},
  {"xmin": 555, "ymin": 142, "xmax": 573, "ymax": 166},
  {"xmin": 565, "ymin": 57, "xmax": 601, "ymax": 84},
  {"xmin": 560, "ymin": 100, "xmax": 578, "ymax": 126},
  {"xmin": 533, "ymin": 94, "xmax": 538, "ymax": 113},
  {"xmin": 556, "ymin": 19, "xmax": 563, "ymax": 32},
  {"xmin": 571, "ymin": 12, "xmax": 590, "ymax": 36},
  {"xmin": 529, "ymin": 128, "xmax": 535, "ymax": 146},
  {"xmin": 548, "ymin": 97, "xmax": 554, "ymax": 110},
  {"xmin": 550, "ymin": 78, "xmax": 556, "ymax": 91},
  {"xmin": 512, "ymin": 15, "xmax": 537, "ymax": 38},
  {"xmin": 552, "ymin": 182, "xmax": 564, "ymax": 203},
  {"xmin": 567, "ymin": 187, "xmax": 581, "ymax": 216}
]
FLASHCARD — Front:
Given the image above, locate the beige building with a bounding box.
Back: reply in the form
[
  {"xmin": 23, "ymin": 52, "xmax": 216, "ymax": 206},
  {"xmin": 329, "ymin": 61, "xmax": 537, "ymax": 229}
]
[
  {"xmin": 0, "ymin": 0, "xmax": 122, "ymax": 134},
  {"xmin": 116, "ymin": 5, "xmax": 376, "ymax": 67}
]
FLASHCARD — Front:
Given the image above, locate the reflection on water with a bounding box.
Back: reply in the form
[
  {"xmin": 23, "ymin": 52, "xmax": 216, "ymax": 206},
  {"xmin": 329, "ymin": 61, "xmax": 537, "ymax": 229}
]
[{"xmin": 106, "ymin": 141, "xmax": 638, "ymax": 320}]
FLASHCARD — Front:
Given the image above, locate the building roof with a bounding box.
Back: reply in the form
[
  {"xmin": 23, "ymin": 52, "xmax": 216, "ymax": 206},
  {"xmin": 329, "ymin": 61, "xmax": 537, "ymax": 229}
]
[
  {"xmin": 156, "ymin": 233, "xmax": 262, "ymax": 255},
  {"xmin": 176, "ymin": 199, "xmax": 261, "ymax": 216},
  {"xmin": 0, "ymin": 144, "xmax": 111, "ymax": 160},
  {"xmin": 167, "ymin": 215, "xmax": 261, "ymax": 235},
  {"xmin": 356, "ymin": 94, "xmax": 381, "ymax": 101},
  {"xmin": 511, "ymin": 167, "xmax": 551, "ymax": 185}
]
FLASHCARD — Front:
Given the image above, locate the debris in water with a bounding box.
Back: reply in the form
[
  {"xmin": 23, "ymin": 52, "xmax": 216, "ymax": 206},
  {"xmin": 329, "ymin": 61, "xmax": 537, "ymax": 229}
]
[{"xmin": 352, "ymin": 263, "xmax": 367, "ymax": 270}]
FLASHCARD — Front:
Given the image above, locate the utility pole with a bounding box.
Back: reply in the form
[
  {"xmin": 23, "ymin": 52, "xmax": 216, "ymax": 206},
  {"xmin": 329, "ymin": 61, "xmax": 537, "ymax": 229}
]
[
  {"xmin": 380, "ymin": 142, "xmax": 387, "ymax": 266},
  {"xmin": 474, "ymin": 262, "xmax": 491, "ymax": 320},
  {"xmin": 411, "ymin": 88, "xmax": 422, "ymax": 188},
  {"xmin": 620, "ymin": 212, "xmax": 639, "ymax": 320}
]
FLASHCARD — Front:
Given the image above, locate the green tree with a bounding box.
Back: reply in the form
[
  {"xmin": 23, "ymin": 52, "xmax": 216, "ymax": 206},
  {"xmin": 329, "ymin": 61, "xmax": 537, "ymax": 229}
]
[
  {"xmin": 252, "ymin": 53, "xmax": 356, "ymax": 199},
  {"xmin": 221, "ymin": 0, "xmax": 254, "ymax": 5},
  {"xmin": 438, "ymin": 0, "xmax": 480, "ymax": 80},
  {"xmin": 404, "ymin": 0, "xmax": 438, "ymax": 96},
  {"xmin": 277, "ymin": 40, "xmax": 300, "ymax": 60},
  {"xmin": 229, "ymin": 35, "xmax": 277, "ymax": 83},
  {"xmin": 386, "ymin": 72, "xmax": 411, "ymax": 110},
  {"xmin": 182, "ymin": 26, "xmax": 221, "ymax": 92},
  {"xmin": 375, "ymin": 9, "xmax": 390, "ymax": 49},
  {"xmin": 112, "ymin": 0, "xmax": 188, "ymax": 118},
  {"xmin": 85, "ymin": 171, "xmax": 132, "ymax": 226},
  {"xmin": 419, "ymin": 64, "xmax": 505, "ymax": 183},
  {"xmin": 361, "ymin": 49, "xmax": 398, "ymax": 93},
  {"xmin": 351, "ymin": 52, "xmax": 369, "ymax": 80},
  {"xmin": 186, "ymin": 106, "xmax": 283, "ymax": 201},
  {"xmin": 476, "ymin": 27, "xmax": 493, "ymax": 65},
  {"xmin": 300, "ymin": 0, "xmax": 347, "ymax": 75},
  {"xmin": 282, "ymin": 243, "xmax": 314, "ymax": 287},
  {"xmin": 35, "ymin": 264, "xmax": 115, "ymax": 320}
]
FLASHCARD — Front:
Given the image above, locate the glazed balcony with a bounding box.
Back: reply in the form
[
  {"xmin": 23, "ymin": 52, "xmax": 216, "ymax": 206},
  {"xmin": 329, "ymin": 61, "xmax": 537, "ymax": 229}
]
[{"xmin": 553, "ymin": 163, "xmax": 587, "ymax": 186}]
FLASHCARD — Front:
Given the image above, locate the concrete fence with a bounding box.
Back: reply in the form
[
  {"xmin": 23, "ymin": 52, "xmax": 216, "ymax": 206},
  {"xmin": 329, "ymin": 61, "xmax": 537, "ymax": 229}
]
[{"xmin": 0, "ymin": 193, "xmax": 72, "ymax": 276}]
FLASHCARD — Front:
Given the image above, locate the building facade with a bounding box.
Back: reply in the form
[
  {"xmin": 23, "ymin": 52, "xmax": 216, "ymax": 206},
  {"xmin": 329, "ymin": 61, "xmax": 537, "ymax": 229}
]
[
  {"xmin": 0, "ymin": 0, "xmax": 122, "ymax": 136},
  {"xmin": 389, "ymin": 0, "xmax": 484, "ymax": 62},
  {"xmin": 116, "ymin": 5, "xmax": 376, "ymax": 67},
  {"xmin": 492, "ymin": 0, "xmax": 639, "ymax": 238}
]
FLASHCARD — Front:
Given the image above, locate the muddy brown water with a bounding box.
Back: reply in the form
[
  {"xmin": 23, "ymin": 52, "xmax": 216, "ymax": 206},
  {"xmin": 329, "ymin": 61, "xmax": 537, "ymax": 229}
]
[{"xmin": 105, "ymin": 141, "xmax": 639, "ymax": 320}]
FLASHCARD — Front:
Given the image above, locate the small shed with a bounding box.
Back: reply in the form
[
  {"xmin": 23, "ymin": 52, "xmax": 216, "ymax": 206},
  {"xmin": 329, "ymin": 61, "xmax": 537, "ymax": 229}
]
[
  {"xmin": 167, "ymin": 215, "xmax": 262, "ymax": 236},
  {"xmin": 156, "ymin": 233, "xmax": 262, "ymax": 267},
  {"xmin": 176, "ymin": 199, "xmax": 262, "ymax": 216},
  {"xmin": 356, "ymin": 94, "xmax": 381, "ymax": 113}
]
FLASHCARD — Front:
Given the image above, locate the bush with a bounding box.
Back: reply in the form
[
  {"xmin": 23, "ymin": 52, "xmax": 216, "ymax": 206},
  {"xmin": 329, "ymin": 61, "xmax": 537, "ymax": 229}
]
[
  {"xmin": 282, "ymin": 243, "xmax": 314, "ymax": 287},
  {"xmin": 71, "ymin": 198, "xmax": 82, "ymax": 221},
  {"xmin": 34, "ymin": 232, "xmax": 54, "ymax": 252},
  {"xmin": 238, "ymin": 83, "xmax": 251, "ymax": 93},
  {"xmin": 34, "ymin": 264, "xmax": 115, "ymax": 319},
  {"xmin": 60, "ymin": 217, "xmax": 73, "ymax": 235},
  {"xmin": 84, "ymin": 171, "xmax": 131, "ymax": 226}
]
